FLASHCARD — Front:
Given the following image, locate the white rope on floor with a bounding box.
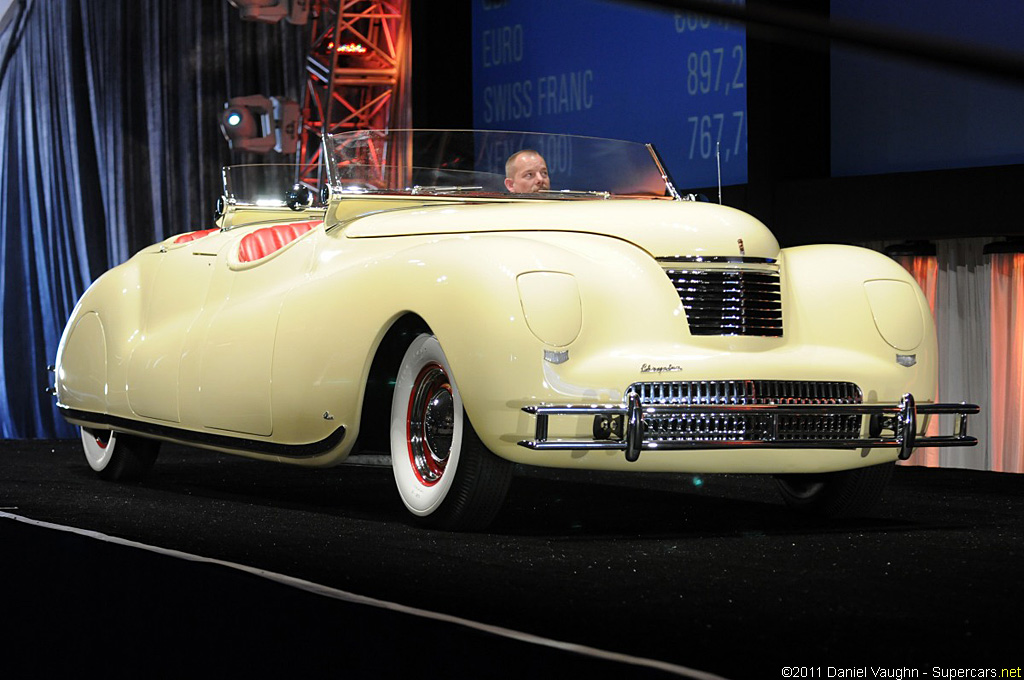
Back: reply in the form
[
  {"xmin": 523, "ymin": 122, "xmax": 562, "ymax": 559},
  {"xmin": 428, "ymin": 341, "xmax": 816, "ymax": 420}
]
[{"xmin": 0, "ymin": 511, "xmax": 731, "ymax": 680}]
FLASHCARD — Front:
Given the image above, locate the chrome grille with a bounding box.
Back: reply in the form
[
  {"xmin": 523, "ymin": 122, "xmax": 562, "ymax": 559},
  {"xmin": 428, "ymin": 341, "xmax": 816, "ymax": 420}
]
[
  {"xmin": 632, "ymin": 380, "xmax": 862, "ymax": 442},
  {"xmin": 662, "ymin": 264, "xmax": 783, "ymax": 337}
]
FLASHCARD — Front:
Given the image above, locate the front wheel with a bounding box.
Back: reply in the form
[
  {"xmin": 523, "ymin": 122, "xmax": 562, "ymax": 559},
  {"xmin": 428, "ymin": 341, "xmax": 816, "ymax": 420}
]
[
  {"xmin": 774, "ymin": 462, "xmax": 894, "ymax": 517},
  {"xmin": 80, "ymin": 427, "xmax": 160, "ymax": 481},
  {"xmin": 390, "ymin": 334, "xmax": 512, "ymax": 531}
]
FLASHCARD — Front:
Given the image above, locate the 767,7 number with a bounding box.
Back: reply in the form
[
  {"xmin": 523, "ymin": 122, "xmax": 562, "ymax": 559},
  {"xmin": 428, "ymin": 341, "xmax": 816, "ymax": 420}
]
[{"xmin": 687, "ymin": 111, "xmax": 746, "ymax": 162}]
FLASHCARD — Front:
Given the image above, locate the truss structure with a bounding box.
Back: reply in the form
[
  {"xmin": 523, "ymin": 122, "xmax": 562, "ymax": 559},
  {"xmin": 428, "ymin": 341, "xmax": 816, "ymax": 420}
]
[{"xmin": 298, "ymin": 0, "xmax": 411, "ymax": 187}]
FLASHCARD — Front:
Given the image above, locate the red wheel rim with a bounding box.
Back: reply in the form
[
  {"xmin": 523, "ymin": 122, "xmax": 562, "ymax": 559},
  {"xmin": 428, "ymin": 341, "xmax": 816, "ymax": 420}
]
[{"xmin": 406, "ymin": 362, "xmax": 455, "ymax": 486}]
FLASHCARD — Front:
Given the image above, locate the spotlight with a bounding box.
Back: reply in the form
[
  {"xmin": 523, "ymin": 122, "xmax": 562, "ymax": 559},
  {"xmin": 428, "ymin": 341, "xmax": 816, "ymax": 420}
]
[
  {"xmin": 220, "ymin": 95, "xmax": 300, "ymax": 154},
  {"xmin": 220, "ymin": 95, "xmax": 275, "ymax": 153}
]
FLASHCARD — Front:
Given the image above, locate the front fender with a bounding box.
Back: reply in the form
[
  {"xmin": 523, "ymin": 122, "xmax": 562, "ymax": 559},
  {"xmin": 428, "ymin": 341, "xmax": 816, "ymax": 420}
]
[
  {"xmin": 268, "ymin": 230, "xmax": 654, "ymax": 458},
  {"xmin": 781, "ymin": 243, "xmax": 937, "ymax": 399},
  {"xmin": 384, "ymin": 231, "xmax": 677, "ymax": 454}
]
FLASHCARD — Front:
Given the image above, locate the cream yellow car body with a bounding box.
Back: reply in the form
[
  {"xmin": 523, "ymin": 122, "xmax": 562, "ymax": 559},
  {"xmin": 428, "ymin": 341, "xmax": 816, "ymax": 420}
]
[
  {"xmin": 58, "ymin": 196, "xmax": 932, "ymax": 471},
  {"xmin": 52, "ymin": 130, "xmax": 977, "ymax": 528}
]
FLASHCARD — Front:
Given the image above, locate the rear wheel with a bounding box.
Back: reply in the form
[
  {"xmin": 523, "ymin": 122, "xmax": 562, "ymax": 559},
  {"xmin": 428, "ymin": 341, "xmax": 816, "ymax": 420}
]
[
  {"xmin": 80, "ymin": 427, "xmax": 159, "ymax": 481},
  {"xmin": 774, "ymin": 462, "xmax": 894, "ymax": 517},
  {"xmin": 390, "ymin": 334, "xmax": 512, "ymax": 531}
]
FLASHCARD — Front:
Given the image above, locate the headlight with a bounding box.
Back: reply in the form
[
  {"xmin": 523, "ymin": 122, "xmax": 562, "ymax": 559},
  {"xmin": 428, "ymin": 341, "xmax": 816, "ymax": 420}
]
[
  {"xmin": 516, "ymin": 272, "xmax": 582, "ymax": 347},
  {"xmin": 863, "ymin": 279, "xmax": 925, "ymax": 351}
]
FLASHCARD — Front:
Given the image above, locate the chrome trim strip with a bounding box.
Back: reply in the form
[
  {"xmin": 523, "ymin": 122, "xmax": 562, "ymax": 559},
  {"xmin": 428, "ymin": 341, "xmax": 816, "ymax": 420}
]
[
  {"xmin": 657, "ymin": 256, "xmax": 778, "ymax": 265},
  {"xmin": 60, "ymin": 407, "xmax": 346, "ymax": 459}
]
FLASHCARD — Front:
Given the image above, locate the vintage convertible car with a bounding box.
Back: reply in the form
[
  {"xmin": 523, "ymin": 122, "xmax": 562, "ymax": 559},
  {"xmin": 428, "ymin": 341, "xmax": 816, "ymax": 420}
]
[{"xmin": 53, "ymin": 129, "xmax": 978, "ymax": 530}]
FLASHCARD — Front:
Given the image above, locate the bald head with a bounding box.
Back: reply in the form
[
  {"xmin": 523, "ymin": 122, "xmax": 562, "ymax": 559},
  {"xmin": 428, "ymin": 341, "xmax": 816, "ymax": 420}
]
[{"xmin": 504, "ymin": 150, "xmax": 550, "ymax": 193}]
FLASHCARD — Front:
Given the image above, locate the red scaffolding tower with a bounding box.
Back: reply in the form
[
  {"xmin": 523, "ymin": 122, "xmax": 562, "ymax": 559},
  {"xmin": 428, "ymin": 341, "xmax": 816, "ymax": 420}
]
[{"xmin": 297, "ymin": 0, "xmax": 411, "ymax": 188}]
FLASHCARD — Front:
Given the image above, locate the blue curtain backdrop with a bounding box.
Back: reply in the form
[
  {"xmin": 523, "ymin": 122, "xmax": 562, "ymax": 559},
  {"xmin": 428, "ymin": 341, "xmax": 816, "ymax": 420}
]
[{"xmin": 0, "ymin": 0, "xmax": 304, "ymax": 438}]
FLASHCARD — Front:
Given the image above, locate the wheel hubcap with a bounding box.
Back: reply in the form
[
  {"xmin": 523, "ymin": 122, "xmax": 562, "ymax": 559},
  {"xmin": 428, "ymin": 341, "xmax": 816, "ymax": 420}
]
[
  {"xmin": 407, "ymin": 363, "xmax": 455, "ymax": 485},
  {"xmin": 424, "ymin": 389, "xmax": 455, "ymax": 458}
]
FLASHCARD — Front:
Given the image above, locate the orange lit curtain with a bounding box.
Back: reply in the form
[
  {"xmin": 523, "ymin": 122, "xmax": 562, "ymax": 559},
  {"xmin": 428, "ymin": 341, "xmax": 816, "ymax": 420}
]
[{"xmin": 988, "ymin": 252, "xmax": 1024, "ymax": 473}]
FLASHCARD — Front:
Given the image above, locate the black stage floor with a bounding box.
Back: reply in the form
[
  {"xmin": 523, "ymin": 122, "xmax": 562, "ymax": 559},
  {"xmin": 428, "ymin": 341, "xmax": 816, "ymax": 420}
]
[{"xmin": 2, "ymin": 440, "xmax": 1022, "ymax": 679}]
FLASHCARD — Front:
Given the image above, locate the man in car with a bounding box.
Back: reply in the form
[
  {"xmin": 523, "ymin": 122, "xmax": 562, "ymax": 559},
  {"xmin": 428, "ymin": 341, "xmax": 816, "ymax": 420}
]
[{"xmin": 504, "ymin": 149, "xmax": 550, "ymax": 193}]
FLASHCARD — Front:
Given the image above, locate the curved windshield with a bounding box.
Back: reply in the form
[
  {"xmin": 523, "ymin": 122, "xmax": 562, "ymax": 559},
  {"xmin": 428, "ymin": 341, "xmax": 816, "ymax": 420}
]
[{"xmin": 323, "ymin": 130, "xmax": 675, "ymax": 199}]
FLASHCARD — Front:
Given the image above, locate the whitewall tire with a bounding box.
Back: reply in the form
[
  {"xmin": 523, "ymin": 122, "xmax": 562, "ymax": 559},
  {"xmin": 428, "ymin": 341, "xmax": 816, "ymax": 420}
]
[
  {"xmin": 80, "ymin": 427, "xmax": 159, "ymax": 481},
  {"xmin": 390, "ymin": 334, "xmax": 512, "ymax": 531}
]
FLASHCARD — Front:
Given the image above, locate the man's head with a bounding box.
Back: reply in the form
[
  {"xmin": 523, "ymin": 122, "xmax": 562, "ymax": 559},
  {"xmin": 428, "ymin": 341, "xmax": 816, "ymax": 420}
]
[{"xmin": 504, "ymin": 150, "xmax": 550, "ymax": 193}]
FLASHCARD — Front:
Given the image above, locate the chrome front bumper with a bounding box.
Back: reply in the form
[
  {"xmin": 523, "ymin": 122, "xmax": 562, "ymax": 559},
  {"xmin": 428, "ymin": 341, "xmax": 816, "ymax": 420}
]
[{"xmin": 518, "ymin": 392, "xmax": 979, "ymax": 462}]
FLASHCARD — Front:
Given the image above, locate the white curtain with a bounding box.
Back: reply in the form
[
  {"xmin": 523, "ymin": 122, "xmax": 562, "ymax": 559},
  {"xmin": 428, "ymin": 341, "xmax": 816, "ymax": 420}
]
[{"xmin": 932, "ymin": 239, "xmax": 992, "ymax": 470}]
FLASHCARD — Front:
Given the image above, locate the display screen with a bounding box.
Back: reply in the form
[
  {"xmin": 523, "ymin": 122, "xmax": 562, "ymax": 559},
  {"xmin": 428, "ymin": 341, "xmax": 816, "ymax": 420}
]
[
  {"xmin": 831, "ymin": 0, "xmax": 1024, "ymax": 177},
  {"xmin": 471, "ymin": 0, "xmax": 748, "ymax": 189}
]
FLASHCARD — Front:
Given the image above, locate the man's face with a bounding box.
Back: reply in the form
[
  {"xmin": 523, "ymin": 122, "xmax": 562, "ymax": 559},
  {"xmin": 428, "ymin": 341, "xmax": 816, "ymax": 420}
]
[{"xmin": 504, "ymin": 153, "xmax": 550, "ymax": 193}]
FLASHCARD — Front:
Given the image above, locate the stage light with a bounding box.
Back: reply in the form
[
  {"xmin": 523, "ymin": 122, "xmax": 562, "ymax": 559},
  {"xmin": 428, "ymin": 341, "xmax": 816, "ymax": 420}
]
[
  {"xmin": 325, "ymin": 41, "xmax": 369, "ymax": 56},
  {"xmin": 220, "ymin": 95, "xmax": 275, "ymax": 153},
  {"xmin": 227, "ymin": 0, "xmax": 309, "ymax": 25},
  {"xmin": 337, "ymin": 43, "xmax": 367, "ymax": 54},
  {"xmin": 220, "ymin": 95, "xmax": 300, "ymax": 154}
]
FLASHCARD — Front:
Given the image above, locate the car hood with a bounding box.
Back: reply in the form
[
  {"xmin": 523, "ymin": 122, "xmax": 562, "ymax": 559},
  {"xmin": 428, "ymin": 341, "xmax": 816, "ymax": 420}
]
[{"xmin": 340, "ymin": 199, "xmax": 781, "ymax": 259}]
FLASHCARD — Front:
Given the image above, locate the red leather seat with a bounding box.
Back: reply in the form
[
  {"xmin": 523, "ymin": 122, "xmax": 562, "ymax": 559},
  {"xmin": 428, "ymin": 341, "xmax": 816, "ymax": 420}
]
[
  {"xmin": 237, "ymin": 220, "xmax": 323, "ymax": 263},
  {"xmin": 173, "ymin": 228, "xmax": 219, "ymax": 244}
]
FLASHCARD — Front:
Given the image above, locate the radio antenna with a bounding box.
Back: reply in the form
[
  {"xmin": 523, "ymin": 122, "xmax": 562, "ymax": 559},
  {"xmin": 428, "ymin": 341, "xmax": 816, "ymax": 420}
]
[{"xmin": 716, "ymin": 142, "xmax": 722, "ymax": 204}]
